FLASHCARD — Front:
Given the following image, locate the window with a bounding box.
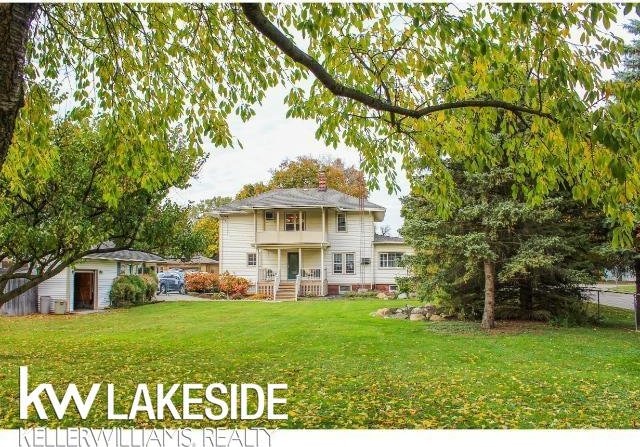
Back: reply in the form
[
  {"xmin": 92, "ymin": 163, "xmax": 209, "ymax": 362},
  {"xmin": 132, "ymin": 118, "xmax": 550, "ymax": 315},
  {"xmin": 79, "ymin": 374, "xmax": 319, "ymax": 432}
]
[
  {"xmin": 337, "ymin": 213, "xmax": 347, "ymax": 232},
  {"xmin": 339, "ymin": 285, "xmax": 351, "ymax": 294},
  {"xmin": 247, "ymin": 253, "xmax": 257, "ymax": 266},
  {"xmin": 345, "ymin": 253, "xmax": 355, "ymax": 274},
  {"xmin": 333, "ymin": 253, "xmax": 343, "ymax": 274},
  {"xmin": 379, "ymin": 252, "xmax": 404, "ymax": 268},
  {"xmin": 361, "ymin": 257, "xmax": 371, "ymax": 265},
  {"xmin": 285, "ymin": 212, "xmax": 306, "ymax": 231},
  {"xmin": 265, "ymin": 211, "xmax": 275, "ymax": 221},
  {"xmin": 333, "ymin": 252, "xmax": 355, "ymax": 274},
  {"xmin": 389, "ymin": 284, "xmax": 398, "ymax": 293}
]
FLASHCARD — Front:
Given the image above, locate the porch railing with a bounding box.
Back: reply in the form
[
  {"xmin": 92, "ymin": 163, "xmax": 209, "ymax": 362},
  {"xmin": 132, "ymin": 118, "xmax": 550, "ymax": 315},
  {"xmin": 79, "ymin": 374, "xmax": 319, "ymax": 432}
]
[{"xmin": 300, "ymin": 268, "xmax": 327, "ymax": 280}]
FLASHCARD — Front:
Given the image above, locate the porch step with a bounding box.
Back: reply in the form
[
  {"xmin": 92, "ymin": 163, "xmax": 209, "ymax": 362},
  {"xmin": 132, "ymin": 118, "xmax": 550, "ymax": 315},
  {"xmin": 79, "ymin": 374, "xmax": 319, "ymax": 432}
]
[{"xmin": 275, "ymin": 282, "xmax": 297, "ymax": 300}]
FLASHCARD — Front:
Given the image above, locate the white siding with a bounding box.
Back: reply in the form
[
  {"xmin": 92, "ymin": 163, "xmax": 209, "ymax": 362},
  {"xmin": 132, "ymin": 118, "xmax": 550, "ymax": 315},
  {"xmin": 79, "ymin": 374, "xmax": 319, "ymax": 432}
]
[
  {"xmin": 38, "ymin": 268, "xmax": 71, "ymax": 310},
  {"xmin": 221, "ymin": 207, "xmax": 415, "ymax": 290},
  {"xmin": 373, "ymin": 243, "xmax": 413, "ymax": 285},
  {"xmin": 38, "ymin": 259, "xmax": 120, "ymax": 310},
  {"xmin": 219, "ymin": 213, "xmax": 258, "ymax": 290},
  {"xmin": 325, "ymin": 210, "xmax": 375, "ymax": 286},
  {"xmin": 74, "ymin": 259, "xmax": 119, "ymax": 309}
]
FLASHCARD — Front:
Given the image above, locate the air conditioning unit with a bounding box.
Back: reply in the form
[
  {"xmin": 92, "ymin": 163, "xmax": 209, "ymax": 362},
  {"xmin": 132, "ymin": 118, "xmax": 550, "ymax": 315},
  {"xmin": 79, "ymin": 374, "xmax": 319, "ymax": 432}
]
[
  {"xmin": 360, "ymin": 257, "xmax": 371, "ymax": 265},
  {"xmin": 52, "ymin": 299, "xmax": 67, "ymax": 315}
]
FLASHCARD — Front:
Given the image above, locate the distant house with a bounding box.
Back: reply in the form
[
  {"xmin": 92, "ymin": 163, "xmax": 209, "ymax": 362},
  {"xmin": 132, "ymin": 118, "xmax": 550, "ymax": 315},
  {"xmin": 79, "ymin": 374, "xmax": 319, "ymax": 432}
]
[
  {"xmin": 38, "ymin": 247, "xmax": 165, "ymax": 312},
  {"xmin": 209, "ymin": 176, "xmax": 412, "ymax": 299},
  {"xmin": 159, "ymin": 255, "xmax": 219, "ymax": 274}
]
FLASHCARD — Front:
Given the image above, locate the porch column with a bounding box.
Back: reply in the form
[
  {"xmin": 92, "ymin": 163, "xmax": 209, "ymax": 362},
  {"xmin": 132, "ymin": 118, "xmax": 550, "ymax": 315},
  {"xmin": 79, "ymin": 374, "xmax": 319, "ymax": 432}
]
[
  {"xmin": 299, "ymin": 210, "xmax": 303, "ymax": 231},
  {"xmin": 298, "ymin": 247, "xmax": 302, "ymax": 277},
  {"xmin": 321, "ymin": 207, "xmax": 326, "ymax": 242},
  {"xmin": 276, "ymin": 211, "xmax": 280, "ymax": 233},
  {"xmin": 277, "ymin": 248, "xmax": 281, "ymax": 279},
  {"xmin": 320, "ymin": 245, "xmax": 325, "ymax": 295},
  {"xmin": 256, "ymin": 248, "xmax": 260, "ymax": 292}
]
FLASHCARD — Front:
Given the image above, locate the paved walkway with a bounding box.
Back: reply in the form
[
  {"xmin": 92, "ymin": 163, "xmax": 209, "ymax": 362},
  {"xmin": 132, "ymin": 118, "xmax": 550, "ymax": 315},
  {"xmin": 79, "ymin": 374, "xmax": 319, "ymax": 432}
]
[{"xmin": 584, "ymin": 284, "xmax": 635, "ymax": 310}]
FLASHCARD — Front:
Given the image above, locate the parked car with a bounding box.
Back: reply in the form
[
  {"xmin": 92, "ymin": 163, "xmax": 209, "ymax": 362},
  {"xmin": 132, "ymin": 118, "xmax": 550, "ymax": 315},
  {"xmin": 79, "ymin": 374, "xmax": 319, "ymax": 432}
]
[{"xmin": 157, "ymin": 272, "xmax": 186, "ymax": 294}]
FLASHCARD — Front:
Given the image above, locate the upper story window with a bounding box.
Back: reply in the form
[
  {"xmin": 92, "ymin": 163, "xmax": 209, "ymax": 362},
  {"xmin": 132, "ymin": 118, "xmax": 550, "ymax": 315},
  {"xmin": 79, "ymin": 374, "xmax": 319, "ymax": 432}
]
[
  {"xmin": 247, "ymin": 253, "xmax": 257, "ymax": 266},
  {"xmin": 265, "ymin": 211, "xmax": 275, "ymax": 221},
  {"xmin": 379, "ymin": 252, "xmax": 404, "ymax": 268},
  {"xmin": 285, "ymin": 212, "xmax": 306, "ymax": 231},
  {"xmin": 337, "ymin": 213, "xmax": 347, "ymax": 232}
]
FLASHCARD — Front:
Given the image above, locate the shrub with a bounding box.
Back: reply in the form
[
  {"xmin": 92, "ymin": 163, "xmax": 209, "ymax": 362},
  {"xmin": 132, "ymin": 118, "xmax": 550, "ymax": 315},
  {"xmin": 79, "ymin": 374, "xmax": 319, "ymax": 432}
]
[
  {"xmin": 185, "ymin": 272, "xmax": 219, "ymax": 293},
  {"xmin": 250, "ymin": 293, "xmax": 270, "ymax": 300},
  {"xmin": 218, "ymin": 273, "xmax": 250, "ymax": 297},
  {"xmin": 139, "ymin": 274, "xmax": 158, "ymax": 301},
  {"xmin": 110, "ymin": 275, "xmax": 146, "ymax": 307}
]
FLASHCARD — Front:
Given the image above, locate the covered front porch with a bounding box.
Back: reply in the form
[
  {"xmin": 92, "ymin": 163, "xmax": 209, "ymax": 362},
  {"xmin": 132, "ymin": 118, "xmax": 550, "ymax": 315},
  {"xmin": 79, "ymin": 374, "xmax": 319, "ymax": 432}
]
[{"xmin": 255, "ymin": 245, "xmax": 328, "ymax": 298}]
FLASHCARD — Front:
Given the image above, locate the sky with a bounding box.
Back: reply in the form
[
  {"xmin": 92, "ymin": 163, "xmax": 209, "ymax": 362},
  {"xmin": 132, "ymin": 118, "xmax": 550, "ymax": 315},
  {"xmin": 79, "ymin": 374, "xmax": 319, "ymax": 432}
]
[
  {"xmin": 169, "ymin": 85, "xmax": 411, "ymax": 235},
  {"xmin": 169, "ymin": 8, "xmax": 635, "ymax": 237}
]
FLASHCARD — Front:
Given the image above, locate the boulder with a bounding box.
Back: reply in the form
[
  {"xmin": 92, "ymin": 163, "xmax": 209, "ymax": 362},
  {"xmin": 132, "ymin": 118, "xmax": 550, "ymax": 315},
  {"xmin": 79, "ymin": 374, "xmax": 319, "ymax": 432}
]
[
  {"xmin": 375, "ymin": 308, "xmax": 392, "ymax": 317},
  {"xmin": 410, "ymin": 307, "xmax": 425, "ymax": 315},
  {"xmin": 387, "ymin": 313, "xmax": 408, "ymax": 319},
  {"xmin": 377, "ymin": 292, "xmax": 388, "ymax": 299},
  {"xmin": 397, "ymin": 292, "xmax": 408, "ymax": 299},
  {"xmin": 430, "ymin": 314, "xmax": 445, "ymax": 322},
  {"xmin": 409, "ymin": 313, "xmax": 426, "ymax": 321},
  {"xmin": 423, "ymin": 305, "xmax": 438, "ymax": 314}
]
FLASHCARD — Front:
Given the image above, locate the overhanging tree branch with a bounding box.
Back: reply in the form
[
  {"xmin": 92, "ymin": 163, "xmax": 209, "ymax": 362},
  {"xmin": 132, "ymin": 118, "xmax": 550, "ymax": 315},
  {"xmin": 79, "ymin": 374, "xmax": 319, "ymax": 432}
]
[{"xmin": 240, "ymin": 3, "xmax": 558, "ymax": 123}]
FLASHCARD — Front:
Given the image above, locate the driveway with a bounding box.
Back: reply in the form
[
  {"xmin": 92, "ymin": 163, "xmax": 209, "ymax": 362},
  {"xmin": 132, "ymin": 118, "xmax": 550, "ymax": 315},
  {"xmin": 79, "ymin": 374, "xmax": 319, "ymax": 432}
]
[
  {"xmin": 154, "ymin": 293, "xmax": 210, "ymax": 302},
  {"xmin": 583, "ymin": 284, "xmax": 635, "ymax": 310}
]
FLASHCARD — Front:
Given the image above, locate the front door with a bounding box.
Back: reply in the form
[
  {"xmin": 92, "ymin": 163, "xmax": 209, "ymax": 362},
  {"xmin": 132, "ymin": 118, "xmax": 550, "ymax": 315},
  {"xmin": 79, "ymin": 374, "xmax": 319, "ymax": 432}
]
[{"xmin": 287, "ymin": 252, "xmax": 299, "ymax": 280}]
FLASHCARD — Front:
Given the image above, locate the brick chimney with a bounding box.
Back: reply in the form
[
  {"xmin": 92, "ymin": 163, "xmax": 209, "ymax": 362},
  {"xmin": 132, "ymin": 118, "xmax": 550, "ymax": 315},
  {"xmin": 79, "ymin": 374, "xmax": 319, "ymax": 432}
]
[{"xmin": 318, "ymin": 170, "xmax": 327, "ymax": 191}]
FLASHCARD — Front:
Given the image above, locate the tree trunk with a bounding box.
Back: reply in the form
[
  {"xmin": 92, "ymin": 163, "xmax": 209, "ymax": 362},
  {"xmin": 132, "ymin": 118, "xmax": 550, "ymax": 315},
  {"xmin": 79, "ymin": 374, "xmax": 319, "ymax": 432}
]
[
  {"xmin": 519, "ymin": 278, "xmax": 533, "ymax": 319},
  {"xmin": 634, "ymin": 257, "xmax": 640, "ymax": 331},
  {"xmin": 0, "ymin": 3, "xmax": 37, "ymax": 170},
  {"xmin": 481, "ymin": 260, "xmax": 496, "ymax": 329}
]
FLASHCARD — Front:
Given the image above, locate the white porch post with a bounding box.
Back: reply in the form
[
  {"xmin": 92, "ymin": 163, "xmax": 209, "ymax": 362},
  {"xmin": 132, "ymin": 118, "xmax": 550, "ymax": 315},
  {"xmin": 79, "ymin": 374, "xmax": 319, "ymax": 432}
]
[
  {"xmin": 321, "ymin": 207, "xmax": 326, "ymax": 242},
  {"xmin": 298, "ymin": 247, "xmax": 302, "ymax": 277},
  {"xmin": 276, "ymin": 211, "xmax": 280, "ymax": 233},
  {"xmin": 320, "ymin": 245, "xmax": 325, "ymax": 295},
  {"xmin": 256, "ymin": 248, "xmax": 260, "ymax": 292},
  {"xmin": 277, "ymin": 248, "xmax": 281, "ymax": 279}
]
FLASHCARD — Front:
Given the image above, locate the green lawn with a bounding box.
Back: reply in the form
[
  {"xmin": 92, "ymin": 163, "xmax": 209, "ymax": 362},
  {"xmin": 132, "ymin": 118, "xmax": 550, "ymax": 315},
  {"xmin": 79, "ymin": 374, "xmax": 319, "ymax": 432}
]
[
  {"xmin": 608, "ymin": 283, "xmax": 636, "ymax": 293},
  {"xmin": 1, "ymin": 299, "xmax": 639, "ymax": 429}
]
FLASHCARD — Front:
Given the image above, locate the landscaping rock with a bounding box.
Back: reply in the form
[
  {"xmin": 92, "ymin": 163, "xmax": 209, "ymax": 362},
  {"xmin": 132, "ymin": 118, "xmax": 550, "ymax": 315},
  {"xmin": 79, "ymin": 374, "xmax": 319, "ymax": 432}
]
[
  {"xmin": 410, "ymin": 307, "xmax": 424, "ymax": 315},
  {"xmin": 387, "ymin": 313, "xmax": 408, "ymax": 319},
  {"xmin": 397, "ymin": 292, "xmax": 408, "ymax": 299},
  {"xmin": 375, "ymin": 308, "xmax": 392, "ymax": 317},
  {"xmin": 430, "ymin": 314, "xmax": 445, "ymax": 322},
  {"xmin": 409, "ymin": 313, "xmax": 426, "ymax": 321},
  {"xmin": 377, "ymin": 292, "xmax": 388, "ymax": 299}
]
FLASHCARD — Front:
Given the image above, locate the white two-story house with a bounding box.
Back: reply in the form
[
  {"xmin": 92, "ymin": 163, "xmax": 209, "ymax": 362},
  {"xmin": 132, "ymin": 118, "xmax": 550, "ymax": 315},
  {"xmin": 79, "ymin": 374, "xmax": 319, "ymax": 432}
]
[{"xmin": 210, "ymin": 180, "xmax": 412, "ymax": 300}]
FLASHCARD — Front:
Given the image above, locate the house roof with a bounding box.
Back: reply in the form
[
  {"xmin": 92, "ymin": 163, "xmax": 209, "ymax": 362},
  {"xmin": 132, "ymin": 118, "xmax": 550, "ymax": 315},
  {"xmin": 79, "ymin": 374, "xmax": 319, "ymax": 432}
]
[
  {"xmin": 165, "ymin": 255, "xmax": 219, "ymax": 265},
  {"xmin": 373, "ymin": 234, "xmax": 406, "ymax": 244},
  {"xmin": 83, "ymin": 242, "xmax": 165, "ymax": 263},
  {"xmin": 211, "ymin": 188, "xmax": 386, "ymax": 219}
]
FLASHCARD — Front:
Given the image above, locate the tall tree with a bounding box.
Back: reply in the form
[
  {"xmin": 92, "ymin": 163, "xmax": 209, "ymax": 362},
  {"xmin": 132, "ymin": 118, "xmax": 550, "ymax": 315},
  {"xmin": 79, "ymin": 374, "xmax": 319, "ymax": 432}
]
[
  {"xmin": 0, "ymin": 94, "xmax": 201, "ymax": 305},
  {"xmin": 402, "ymin": 161, "xmax": 607, "ymax": 328},
  {"xmin": 236, "ymin": 156, "xmax": 367, "ymax": 199},
  {"xmin": 1, "ymin": 3, "xmax": 639, "ymax": 301},
  {"xmin": 618, "ymin": 19, "xmax": 640, "ymax": 82}
]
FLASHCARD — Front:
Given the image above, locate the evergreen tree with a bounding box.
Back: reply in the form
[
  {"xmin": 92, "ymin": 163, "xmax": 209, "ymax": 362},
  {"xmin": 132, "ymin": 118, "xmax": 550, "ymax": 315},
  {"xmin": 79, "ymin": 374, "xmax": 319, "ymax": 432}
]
[
  {"xmin": 618, "ymin": 19, "xmax": 640, "ymax": 82},
  {"xmin": 401, "ymin": 160, "xmax": 607, "ymax": 327}
]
